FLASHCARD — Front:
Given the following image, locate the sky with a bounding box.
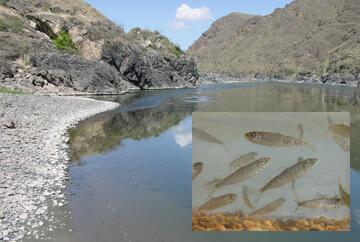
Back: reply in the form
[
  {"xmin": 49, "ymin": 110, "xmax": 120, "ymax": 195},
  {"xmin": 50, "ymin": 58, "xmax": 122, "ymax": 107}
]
[{"xmin": 83, "ymin": 0, "xmax": 293, "ymax": 50}]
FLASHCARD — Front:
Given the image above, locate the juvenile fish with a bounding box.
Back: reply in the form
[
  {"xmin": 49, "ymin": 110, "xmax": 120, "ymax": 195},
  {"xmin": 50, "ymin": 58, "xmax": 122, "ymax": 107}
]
[
  {"xmin": 333, "ymin": 134, "xmax": 350, "ymax": 152},
  {"xmin": 193, "ymin": 127, "xmax": 223, "ymax": 145},
  {"xmin": 242, "ymin": 186, "xmax": 254, "ymax": 210},
  {"xmin": 339, "ymin": 180, "xmax": 350, "ymax": 208},
  {"xmin": 295, "ymin": 196, "xmax": 342, "ymax": 212},
  {"xmin": 258, "ymin": 158, "xmax": 317, "ymax": 200},
  {"xmin": 249, "ymin": 198, "xmax": 285, "ymax": 217},
  {"xmin": 192, "ymin": 162, "xmax": 203, "ymax": 180},
  {"xmin": 245, "ymin": 131, "xmax": 316, "ymax": 152},
  {"xmin": 196, "ymin": 194, "xmax": 237, "ymax": 212},
  {"xmin": 229, "ymin": 152, "xmax": 258, "ymax": 170},
  {"xmin": 206, "ymin": 158, "xmax": 271, "ymax": 196}
]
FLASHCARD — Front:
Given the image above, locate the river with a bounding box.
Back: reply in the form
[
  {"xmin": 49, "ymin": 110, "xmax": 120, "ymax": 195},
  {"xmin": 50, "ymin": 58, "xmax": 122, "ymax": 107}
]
[{"xmin": 67, "ymin": 82, "xmax": 360, "ymax": 241}]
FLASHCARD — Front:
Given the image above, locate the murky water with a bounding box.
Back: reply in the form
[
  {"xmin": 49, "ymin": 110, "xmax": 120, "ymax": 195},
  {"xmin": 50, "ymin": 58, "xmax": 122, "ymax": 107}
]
[
  {"xmin": 192, "ymin": 112, "xmax": 350, "ymax": 230},
  {"xmin": 68, "ymin": 82, "xmax": 360, "ymax": 241}
]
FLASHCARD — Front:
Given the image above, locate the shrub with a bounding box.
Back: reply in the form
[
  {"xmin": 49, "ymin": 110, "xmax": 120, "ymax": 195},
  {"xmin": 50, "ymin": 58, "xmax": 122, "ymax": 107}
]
[
  {"xmin": 52, "ymin": 30, "xmax": 77, "ymax": 53},
  {"xmin": 169, "ymin": 45, "xmax": 183, "ymax": 56}
]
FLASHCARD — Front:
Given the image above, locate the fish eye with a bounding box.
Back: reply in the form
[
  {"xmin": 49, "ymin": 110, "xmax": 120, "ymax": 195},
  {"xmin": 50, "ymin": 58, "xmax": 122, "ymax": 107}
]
[{"xmin": 249, "ymin": 133, "xmax": 255, "ymax": 138}]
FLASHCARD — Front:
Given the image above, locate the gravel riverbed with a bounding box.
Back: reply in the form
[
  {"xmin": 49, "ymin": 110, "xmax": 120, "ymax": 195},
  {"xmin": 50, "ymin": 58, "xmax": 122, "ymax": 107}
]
[{"xmin": 0, "ymin": 93, "xmax": 119, "ymax": 241}]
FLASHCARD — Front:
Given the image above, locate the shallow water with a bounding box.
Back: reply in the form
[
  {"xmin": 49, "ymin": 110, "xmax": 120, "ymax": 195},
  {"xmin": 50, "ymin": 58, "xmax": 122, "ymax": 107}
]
[
  {"xmin": 192, "ymin": 112, "xmax": 350, "ymax": 223},
  {"xmin": 68, "ymin": 82, "xmax": 360, "ymax": 241}
]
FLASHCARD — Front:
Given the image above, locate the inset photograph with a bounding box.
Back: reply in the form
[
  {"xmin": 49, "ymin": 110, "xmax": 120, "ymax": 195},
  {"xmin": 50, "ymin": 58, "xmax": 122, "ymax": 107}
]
[{"xmin": 192, "ymin": 112, "xmax": 350, "ymax": 231}]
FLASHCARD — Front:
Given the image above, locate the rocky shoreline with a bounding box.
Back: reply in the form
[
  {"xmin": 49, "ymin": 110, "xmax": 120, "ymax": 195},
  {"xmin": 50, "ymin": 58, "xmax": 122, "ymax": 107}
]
[
  {"xmin": 0, "ymin": 93, "xmax": 119, "ymax": 241},
  {"xmin": 199, "ymin": 72, "xmax": 360, "ymax": 87}
]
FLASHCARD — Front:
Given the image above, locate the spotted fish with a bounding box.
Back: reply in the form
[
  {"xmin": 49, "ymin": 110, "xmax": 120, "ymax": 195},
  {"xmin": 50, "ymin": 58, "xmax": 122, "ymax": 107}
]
[
  {"xmin": 229, "ymin": 152, "xmax": 258, "ymax": 170},
  {"xmin": 249, "ymin": 198, "xmax": 285, "ymax": 217},
  {"xmin": 245, "ymin": 131, "xmax": 316, "ymax": 152},
  {"xmin": 205, "ymin": 158, "xmax": 271, "ymax": 197},
  {"xmin": 256, "ymin": 158, "xmax": 318, "ymax": 201},
  {"xmin": 193, "ymin": 127, "xmax": 223, "ymax": 145},
  {"xmin": 295, "ymin": 196, "xmax": 342, "ymax": 212},
  {"xmin": 242, "ymin": 185, "xmax": 254, "ymax": 210},
  {"xmin": 195, "ymin": 194, "xmax": 237, "ymax": 213}
]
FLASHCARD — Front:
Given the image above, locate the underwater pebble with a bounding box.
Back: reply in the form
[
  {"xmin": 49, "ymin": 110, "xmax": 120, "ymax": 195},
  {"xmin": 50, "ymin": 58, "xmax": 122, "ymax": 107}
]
[{"xmin": 192, "ymin": 211, "xmax": 350, "ymax": 231}]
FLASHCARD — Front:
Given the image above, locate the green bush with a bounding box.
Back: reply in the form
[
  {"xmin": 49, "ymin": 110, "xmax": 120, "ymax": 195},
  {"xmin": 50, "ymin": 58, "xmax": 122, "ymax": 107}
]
[
  {"xmin": 169, "ymin": 45, "xmax": 183, "ymax": 56},
  {"xmin": 43, "ymin": 4, "xmax": 52, "ymax": 12},
  {"xmin": 52, "ymin": 30, "xmax": 77, "ymax": 53}
]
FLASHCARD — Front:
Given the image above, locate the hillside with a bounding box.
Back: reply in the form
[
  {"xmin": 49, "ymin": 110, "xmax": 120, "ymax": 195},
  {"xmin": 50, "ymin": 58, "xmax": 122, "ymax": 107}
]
[
  {"xmin": 0, "ymin": 0, "xmax": 198, "ymax": 94},
  {"xmin": 188, "ymin": 0, "xmax": 360, "ymax": 79}
]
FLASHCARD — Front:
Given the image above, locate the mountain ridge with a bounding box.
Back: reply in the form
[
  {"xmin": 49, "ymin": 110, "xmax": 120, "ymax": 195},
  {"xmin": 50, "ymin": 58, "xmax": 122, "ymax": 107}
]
[{"xmin": 188, "ymin": 0, "xmax": 360, "ymax": 80}]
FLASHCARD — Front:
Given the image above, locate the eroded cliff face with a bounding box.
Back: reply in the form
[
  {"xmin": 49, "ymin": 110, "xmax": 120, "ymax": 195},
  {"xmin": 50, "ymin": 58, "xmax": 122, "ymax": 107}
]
[
  {"xmin": 188, "ymin": 0, "xmax": 360, "ymax": 79},
  {"xmin": 0, "ymin": 0, "xmax": 198, "ymax": 94}
]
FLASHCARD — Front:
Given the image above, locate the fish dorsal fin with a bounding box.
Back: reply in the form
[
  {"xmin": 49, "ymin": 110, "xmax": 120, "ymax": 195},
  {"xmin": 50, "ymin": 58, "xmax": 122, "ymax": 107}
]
[{"xmin": 297, "ymin": 157, "xmax": 304, "ymax": 163}]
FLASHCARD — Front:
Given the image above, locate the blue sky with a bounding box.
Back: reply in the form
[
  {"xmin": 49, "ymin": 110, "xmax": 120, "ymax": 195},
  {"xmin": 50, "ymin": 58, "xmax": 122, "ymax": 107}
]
[{"xmin": 84, "ymin": 0, "xmax": 293, "ymax": 50}]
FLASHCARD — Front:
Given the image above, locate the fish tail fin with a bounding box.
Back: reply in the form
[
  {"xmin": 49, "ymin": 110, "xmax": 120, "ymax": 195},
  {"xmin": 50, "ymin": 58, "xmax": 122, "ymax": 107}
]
[
  {"xmin": 221, "ymin": 142, "xmax": 229, "ymax": 151},
  {"xmin": 204, "ymin": 179, "xmax": 221, "ymax": 197},
  {"xmin": 294, "ymin": 203, "xmax": 300, "ymax": 213},
  {"xmin": 248, "ymin": 187, "xmax": 263, "ymax": 204},
  {"xmin": 242, "ymin": 185, "xmax": 255, "ymax": 211},
  {"xmin": 228, "ymin": 165, "xmax": 233, "ymax": 173},
  {"xmin": 338, "ymin": 176, "xmax": 342, "ymax": 186}
]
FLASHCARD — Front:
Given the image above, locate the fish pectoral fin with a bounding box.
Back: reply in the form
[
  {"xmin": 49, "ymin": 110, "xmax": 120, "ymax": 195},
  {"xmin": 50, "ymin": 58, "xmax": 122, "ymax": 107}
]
[
  {"xmin": 298, "ymin": 123, "xmax": 304, "ymax": 140},
  {"xmin": 204, "ymin": 179, "xmax": 221, "ymax": 197}
]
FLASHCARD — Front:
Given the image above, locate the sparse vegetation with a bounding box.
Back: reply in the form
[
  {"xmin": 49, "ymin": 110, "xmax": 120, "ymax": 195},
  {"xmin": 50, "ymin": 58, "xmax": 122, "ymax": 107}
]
[
  {"xmin": 52, "ymin": 30, "xmax": 78, "ymax": 53},
  {"xmin": 0, "ymin": 0, "xmax": 6, "ymax": 7},
  {"xmin": 0, "ymin": 16, "xmax": 24, "ymax": 34},
  {"xmin": 169, "ymin": 45, "xmax": 183, "ymax": 57},
  {"xmin": 0, "ymin": 88, "xmax": 27, "ymax": 94},
  {"xmin": 43, "ymin": 4, "xmax": 51, "ymax": 12}
]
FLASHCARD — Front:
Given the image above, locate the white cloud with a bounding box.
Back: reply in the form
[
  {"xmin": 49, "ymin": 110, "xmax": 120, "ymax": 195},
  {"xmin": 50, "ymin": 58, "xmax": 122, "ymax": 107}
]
[
  {"xmin": 168, "ymin": 21, "xmax": 190, "ymax": 30},
  {"xmin": 175, "ymin": 4, "xmax": 212, "ymax": 21},
  {"xmin": 174, "ymin": 132, "xmax": 192, "ymax": 147}
]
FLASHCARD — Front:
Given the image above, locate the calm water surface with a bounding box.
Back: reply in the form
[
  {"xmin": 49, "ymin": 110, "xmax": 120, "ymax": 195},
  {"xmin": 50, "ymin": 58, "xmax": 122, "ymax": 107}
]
[{"xmin": 68, "ymin": 82, "xmax": 360, "ymax": 241}]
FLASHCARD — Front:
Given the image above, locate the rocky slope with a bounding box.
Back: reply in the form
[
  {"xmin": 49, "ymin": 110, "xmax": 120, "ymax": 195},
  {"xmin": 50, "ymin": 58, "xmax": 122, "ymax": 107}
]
[
  {"xmin": 0, "ymin": 0, "xmax": 198, "ymax": 95},
  {"xmin": 188, "ymin": 0, "xmax": 360, "ymax": 81}
]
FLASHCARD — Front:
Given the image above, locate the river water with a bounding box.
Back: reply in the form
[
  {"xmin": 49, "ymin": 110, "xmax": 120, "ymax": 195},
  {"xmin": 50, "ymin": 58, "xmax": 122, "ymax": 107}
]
[{"xmin": 68, "ymin": 82, "xmax": 360, "ymax": 241}]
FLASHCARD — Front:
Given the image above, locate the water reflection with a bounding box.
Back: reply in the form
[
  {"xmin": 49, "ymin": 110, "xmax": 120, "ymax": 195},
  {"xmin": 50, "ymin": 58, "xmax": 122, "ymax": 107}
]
[
  {"xmin": 173, "ymin": 120, "xmax": 192, "ymax": 147},
  {"xmin": 194, "ymin": 84, "xmax": 360, "ymax": 172},
  {"xmin": 68, "ymin": 82, "xmax": 360, "ymax": 242},
  {"xmin": 70, "ymin": 92, "xmax": 197, "ymax": 161}
]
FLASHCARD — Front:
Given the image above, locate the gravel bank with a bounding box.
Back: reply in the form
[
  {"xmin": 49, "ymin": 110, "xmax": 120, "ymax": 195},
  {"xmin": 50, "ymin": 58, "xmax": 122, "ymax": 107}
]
[{"xmin": 0, "ymin": 93, "xmax": 119, "ymax": 241}]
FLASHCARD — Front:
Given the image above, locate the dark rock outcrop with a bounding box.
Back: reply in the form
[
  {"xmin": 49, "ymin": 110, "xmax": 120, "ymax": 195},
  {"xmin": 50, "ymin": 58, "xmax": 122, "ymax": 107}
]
[
  {"xmin": 30, "ymin": 52, "xmax": 135, "ymax": 94},
  {"xmin": 101, "ymin": 41, "xmax": 198, "ymax": 89},
  {"xmin": 0, "ymin": 0, "xmax": 198, "ymax": 95}
]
